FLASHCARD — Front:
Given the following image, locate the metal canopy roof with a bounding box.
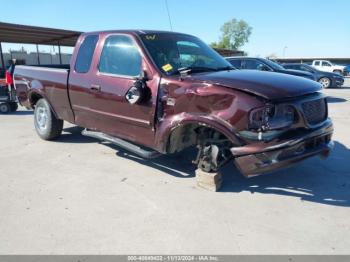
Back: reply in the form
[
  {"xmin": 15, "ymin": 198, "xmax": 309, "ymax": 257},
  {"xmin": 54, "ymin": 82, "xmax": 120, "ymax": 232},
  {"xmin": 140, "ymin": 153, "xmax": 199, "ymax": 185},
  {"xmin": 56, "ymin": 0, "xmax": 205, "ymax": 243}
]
[{"xmin": 0, "ymin": 22, "xmax": 82, "ymax": 46}]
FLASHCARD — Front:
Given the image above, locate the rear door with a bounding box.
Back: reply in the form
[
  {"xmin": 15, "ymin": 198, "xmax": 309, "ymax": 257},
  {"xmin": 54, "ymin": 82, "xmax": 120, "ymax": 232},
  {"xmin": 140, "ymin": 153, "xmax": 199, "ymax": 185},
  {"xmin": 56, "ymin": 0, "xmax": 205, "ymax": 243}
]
[{"xmin": 68, "ymin": 34, "xmax": 100, "ymax": 127}]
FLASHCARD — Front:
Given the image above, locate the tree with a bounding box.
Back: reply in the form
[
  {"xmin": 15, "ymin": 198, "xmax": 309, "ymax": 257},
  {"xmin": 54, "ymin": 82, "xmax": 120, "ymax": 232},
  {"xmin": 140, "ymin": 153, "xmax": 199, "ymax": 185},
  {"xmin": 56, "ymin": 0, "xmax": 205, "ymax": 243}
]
[
  {"xmin": 211, "ymin": 19, "xmax": 252, "ymax": 50},
  {"xmin": 266, "ymin": 53, "xmax": 278, "ymax": 59}
]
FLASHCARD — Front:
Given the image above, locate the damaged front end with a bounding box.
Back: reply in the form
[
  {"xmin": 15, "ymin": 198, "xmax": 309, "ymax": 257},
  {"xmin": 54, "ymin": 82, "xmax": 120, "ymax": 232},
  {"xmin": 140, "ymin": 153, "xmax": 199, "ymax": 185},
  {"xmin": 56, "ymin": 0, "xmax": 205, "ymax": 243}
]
[{"xmin": 231, "ymin": 93, "xmax": 334, "ymax": 177}]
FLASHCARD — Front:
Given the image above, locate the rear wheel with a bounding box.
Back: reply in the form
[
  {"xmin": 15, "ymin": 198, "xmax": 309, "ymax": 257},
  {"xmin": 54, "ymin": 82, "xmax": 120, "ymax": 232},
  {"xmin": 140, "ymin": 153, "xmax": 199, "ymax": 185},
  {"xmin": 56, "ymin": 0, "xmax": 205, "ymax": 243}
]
[
  {"xmin": 0, "ymin": 103, "xmax": 11, "ymax": 114},
  {"xmin": 318, "ymin": 77, "xmax": 331, "ymax": 88},
  {"xmin": 34, "ymin": 98, "xmax": 63, "ymax": 140}
]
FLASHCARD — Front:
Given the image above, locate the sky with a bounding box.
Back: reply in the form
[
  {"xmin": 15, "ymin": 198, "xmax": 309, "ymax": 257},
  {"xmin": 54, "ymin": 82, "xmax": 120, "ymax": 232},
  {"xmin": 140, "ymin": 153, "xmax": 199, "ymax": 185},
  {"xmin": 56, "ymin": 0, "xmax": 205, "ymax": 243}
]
[{"xmin": 1, "ymin": 0, "xmax": 349, "ymax": 58}]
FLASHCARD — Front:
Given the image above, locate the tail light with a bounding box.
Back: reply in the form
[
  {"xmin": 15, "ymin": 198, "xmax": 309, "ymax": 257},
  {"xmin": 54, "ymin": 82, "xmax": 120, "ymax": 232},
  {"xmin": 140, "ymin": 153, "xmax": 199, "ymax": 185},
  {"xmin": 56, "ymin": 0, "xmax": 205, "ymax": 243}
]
[{"xmin": 5, "ymin": 71, "xmax": 13, "ymax": 85}]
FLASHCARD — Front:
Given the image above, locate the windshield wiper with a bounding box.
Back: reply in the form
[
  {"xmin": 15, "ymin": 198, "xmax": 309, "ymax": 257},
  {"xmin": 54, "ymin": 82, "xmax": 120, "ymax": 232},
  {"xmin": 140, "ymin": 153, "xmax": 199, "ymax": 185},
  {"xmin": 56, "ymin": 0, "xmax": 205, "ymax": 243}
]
[
  {"xmin": 174, "ymin": 66, "xmax": 218, "ymax": 75},
  {"xmin": 214, "ymin": 66, "xmax": 236, "ymax": 71},
  {"xmin": 170, "ymin": 66, "xmax": 235, "ymax": 76}
]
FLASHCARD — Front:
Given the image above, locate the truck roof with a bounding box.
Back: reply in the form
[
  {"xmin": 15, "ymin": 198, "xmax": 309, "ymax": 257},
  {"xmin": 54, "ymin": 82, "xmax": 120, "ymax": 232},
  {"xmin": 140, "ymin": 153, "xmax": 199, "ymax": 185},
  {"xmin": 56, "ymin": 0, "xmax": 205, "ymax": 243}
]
[
  {"xmin": 225, "ymin": 56, "xmax": 269, "ymax": 60},
  {"xmin": 82, "ymin": 30, "xmax": 193, "ymax": 37}
]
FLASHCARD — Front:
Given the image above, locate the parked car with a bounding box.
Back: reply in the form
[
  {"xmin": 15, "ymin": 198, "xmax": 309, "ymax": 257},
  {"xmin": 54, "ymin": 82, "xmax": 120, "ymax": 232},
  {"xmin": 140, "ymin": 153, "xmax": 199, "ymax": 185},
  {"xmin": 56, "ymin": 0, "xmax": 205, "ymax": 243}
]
[
  {"xmin": 344, "ymin": 65, "xmax": 350, "ymax": 76},
  {"xmin": 13, "ymin": 30, "xmax": 333, "ymax": 177},
  {"xmin": 283, "ymin": 63, "xmax": 344, "ymax": 88},
  {"xmin": 226, "ymin": 57, "xmax": 316, "ymax": 81},
  {"xmin": 311, "ymin": 60, "xmax": 345, "ymax": 75}
]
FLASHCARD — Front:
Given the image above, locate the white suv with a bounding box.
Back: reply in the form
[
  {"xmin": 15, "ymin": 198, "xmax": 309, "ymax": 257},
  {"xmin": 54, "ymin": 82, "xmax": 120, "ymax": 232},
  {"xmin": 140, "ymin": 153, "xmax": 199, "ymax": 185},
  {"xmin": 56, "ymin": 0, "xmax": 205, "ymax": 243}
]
[{"xmin": 311, "ymin": 60, "xmax": 345, "ymax": 75}]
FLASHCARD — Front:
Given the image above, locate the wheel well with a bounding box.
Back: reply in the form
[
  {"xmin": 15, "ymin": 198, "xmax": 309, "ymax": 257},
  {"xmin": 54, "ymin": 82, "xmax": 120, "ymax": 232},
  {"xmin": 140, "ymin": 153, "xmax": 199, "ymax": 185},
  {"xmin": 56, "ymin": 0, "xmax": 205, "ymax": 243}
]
[
  {"xmin": 166, "ymin": 123, "xmax": 232, "ymax": 154},
  {"xmin": 319, "ymin": 76, "xmax": 330, "ymax": 81},
  {"xmin": 30, "ymin": 93, "xmax": 43, "ymax": 108}
]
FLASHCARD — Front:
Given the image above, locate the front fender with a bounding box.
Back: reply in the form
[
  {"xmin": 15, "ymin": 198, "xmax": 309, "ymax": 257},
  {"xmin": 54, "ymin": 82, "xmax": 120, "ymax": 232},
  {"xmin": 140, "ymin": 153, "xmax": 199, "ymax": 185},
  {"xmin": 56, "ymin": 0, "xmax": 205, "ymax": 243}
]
[{"xmin": 154, "ymin": 113, "xmax": 244, "ymax": 153}]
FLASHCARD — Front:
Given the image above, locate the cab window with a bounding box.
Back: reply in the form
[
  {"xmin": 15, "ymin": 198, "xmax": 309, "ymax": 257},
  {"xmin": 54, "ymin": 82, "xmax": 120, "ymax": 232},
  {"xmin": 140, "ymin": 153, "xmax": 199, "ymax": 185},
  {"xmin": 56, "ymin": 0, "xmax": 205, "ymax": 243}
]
[
  {"xmin": 244, "ymin": 59, "xmax": 269, "ymax": 70},
  {"xmin": 99, "ymin": 35, "xmax": 142, "ymax": 77},
  {"xmin": 228, "ymin": 59, "xmax": 242, "ymax": 69},
  {"xmin": 75, "ymin": 35, "xmax": 99, "ymax": 73}
]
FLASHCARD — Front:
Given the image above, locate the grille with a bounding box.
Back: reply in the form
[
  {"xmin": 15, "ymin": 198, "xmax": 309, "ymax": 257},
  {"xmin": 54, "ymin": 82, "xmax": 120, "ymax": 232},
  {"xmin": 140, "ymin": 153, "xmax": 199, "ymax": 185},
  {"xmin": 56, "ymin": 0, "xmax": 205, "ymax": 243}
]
[{"xmin": 302, "ymin": 98, "xmax": 327, "ymax": 125}]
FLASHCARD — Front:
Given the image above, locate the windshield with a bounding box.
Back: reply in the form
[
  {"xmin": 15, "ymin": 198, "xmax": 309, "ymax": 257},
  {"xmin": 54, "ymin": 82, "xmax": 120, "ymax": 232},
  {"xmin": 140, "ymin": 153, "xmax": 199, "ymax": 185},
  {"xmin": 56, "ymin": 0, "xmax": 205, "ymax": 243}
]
[
  {"xmin": 139, "ymin": 33, "xmax": 233, "ymax": 75},
  {"xmin": 263, "ymin": 59, "xmax": 285, "ymax": 71}
]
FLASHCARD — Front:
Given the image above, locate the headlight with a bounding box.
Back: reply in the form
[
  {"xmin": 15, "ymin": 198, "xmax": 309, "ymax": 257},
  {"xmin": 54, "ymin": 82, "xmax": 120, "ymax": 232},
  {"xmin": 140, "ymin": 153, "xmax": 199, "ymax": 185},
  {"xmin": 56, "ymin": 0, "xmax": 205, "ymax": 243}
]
[{"xmin": 249, "ymin": 104, "xmax": 296, "ymax": 131}]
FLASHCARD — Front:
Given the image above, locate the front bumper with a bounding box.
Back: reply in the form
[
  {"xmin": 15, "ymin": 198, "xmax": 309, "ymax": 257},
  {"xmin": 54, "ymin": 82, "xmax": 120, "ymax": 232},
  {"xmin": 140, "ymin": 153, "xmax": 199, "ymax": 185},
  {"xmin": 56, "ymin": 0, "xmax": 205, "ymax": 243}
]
[
  {"xmin": 333, "ymin": 78, "xmax": 344, "ymax": 87},
  {"xmin": 231, "ymin": 120, "xmax": 334, "ymax": 177}
]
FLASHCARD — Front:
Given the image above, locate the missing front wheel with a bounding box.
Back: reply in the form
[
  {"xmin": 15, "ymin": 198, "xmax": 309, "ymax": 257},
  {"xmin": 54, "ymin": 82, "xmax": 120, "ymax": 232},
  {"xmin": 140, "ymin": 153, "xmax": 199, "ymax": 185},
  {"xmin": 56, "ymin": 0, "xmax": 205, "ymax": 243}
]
[{"xmin": 193, "ymin": 144, "xmax": 232, "ymax": 173}]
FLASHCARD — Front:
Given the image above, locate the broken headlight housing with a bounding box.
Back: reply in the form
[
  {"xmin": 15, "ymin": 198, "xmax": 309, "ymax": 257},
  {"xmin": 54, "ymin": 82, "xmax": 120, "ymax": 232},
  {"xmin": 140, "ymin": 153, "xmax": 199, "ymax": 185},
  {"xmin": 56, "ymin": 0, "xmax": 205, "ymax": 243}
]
[{"xmin": 249, "ymin": 104, "xmax": 296, "ymax": 131}]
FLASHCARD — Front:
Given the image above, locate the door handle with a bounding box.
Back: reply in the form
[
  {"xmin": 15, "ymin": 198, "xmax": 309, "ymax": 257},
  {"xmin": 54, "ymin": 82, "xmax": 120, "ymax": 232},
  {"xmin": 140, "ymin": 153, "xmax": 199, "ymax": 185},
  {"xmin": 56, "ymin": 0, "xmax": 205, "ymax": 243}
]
[{"xmin": 90, "ymin": 84, "xmax": 101, "ymax": 92}]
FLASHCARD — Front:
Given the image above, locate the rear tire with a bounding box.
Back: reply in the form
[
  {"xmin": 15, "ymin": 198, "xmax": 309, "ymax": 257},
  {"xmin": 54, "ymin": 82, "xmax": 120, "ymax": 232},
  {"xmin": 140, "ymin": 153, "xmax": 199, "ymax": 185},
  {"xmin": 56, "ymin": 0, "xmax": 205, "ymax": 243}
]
[
  {"xmin": 318, "ymin": 77, "xmax": 331, "ymax": 88},
  {"xmin": 34, "ymin": 98, "xmax": 63, "ymax": 140},
  {"xmin": 0, "ymin": 103, "xmax": 11, "ymax": 114}
]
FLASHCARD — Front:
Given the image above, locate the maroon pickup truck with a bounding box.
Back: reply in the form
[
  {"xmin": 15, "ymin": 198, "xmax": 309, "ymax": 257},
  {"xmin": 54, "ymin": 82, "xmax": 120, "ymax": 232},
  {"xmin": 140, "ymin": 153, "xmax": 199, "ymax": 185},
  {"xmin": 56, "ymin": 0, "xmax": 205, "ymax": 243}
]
[{"xmin": 13, "ymin": 30, "xmax": 333, "ymax": 177}]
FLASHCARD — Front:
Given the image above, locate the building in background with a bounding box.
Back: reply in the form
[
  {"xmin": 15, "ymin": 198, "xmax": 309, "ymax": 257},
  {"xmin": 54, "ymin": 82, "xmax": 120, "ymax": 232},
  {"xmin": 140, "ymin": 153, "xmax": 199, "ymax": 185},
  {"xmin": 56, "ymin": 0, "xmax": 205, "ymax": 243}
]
[{"xmin": 2, "ymin": 50, "xmax": 72, "ymax": 66}]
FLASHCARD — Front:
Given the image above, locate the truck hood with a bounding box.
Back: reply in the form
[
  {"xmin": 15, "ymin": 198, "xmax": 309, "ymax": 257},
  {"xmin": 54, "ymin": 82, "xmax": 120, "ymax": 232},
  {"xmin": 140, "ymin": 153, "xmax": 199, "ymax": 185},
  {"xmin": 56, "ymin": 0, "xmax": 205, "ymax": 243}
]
[
  {"xmin": 333, "ymin": 65, "xmax": 346, "ymax": 70},
  {"xmin": 189, "ymin": 70, "xmax": 322, "ymax": 100}
]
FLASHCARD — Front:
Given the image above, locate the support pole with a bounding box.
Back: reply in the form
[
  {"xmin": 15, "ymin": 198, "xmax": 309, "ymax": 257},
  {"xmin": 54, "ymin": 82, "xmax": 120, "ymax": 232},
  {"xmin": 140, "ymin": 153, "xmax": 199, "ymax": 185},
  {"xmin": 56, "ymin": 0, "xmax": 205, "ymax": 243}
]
[
  {"xmin": 0, "ymin": 42, "xmax": 5, "ymax": 71},
  {"xmin": 36, "ymin": 44, "xmax": 40, "ymax": 65},
  {"xmin": 58, "ymin": 42, "xmax": 62, "ymax": 65}
]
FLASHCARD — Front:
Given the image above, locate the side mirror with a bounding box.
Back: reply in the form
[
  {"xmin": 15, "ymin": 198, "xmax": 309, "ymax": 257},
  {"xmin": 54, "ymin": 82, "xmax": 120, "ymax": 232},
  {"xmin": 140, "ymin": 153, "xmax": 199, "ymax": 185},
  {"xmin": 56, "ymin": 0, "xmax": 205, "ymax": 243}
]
[
  {"xmin": 125, "ymin": 71, "xmax": 151, "ymax": 104},
  {"xmin": 134, "ymin": 70, "xmax": 149, "ymax": 81}
]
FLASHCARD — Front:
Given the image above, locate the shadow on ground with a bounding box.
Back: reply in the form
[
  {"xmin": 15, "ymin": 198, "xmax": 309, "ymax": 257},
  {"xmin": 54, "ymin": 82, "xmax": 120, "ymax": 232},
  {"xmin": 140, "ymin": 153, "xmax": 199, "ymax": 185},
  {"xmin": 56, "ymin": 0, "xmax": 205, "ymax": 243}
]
[
  {"xmin": 5, "ymin": 109, "xmax": 33, "ymax": 115},
  {"xmin": 114, "ymin": 146, "xmax": 197, "ymax": 178},
  {"xmin": 327, "ymin": 96, "xmax": 347, "ymax": 103},
  {"xmin": 333, "ymin": 86, "xmax": 350, "ymax": 90},
  {"xmin": 115, "ymin": 141, "xmax": 350, "ymax": 207},
  {"xmin": 55, "ymin": 126, "xmax": 350, "ymax": 207},
  {"xmin": 55, "ymin": 126, "xmax": 96, "ymax": 144},
  {"xmin": 219, "ymin": 141, "xmax": 350, "ymax": 207}
]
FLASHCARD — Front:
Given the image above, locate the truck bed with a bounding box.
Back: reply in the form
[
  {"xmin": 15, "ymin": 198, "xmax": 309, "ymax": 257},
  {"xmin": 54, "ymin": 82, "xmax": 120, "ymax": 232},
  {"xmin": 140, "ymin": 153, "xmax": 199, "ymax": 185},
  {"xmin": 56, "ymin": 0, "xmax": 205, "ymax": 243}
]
[
  {"xmin": 30, "ymin": 64, "xmax": 70, "ymax": 70},
  {"xmin": 14, "ymin": 64, "xmax": 75, "ymax": 122}
]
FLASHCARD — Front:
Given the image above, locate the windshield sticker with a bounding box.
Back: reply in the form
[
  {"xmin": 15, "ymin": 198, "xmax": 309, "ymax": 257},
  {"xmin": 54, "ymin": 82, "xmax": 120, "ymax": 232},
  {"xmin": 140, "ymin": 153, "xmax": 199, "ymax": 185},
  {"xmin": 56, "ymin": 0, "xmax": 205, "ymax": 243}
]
[
  {"xmin": 162, "ymin": 64, "xmax": 173, "ymax": 72},
  {"xmin": 145, "ymin": 35, "xmax": 156, "ymax": 40}
]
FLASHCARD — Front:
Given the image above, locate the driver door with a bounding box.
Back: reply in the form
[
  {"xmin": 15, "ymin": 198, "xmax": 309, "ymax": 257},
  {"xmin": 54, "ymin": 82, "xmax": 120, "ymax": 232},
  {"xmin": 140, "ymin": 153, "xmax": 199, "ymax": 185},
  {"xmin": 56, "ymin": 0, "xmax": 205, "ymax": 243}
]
[{"xmin": 70, "ymin": 33, "xmax": 159, "ymax": 148}]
